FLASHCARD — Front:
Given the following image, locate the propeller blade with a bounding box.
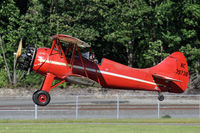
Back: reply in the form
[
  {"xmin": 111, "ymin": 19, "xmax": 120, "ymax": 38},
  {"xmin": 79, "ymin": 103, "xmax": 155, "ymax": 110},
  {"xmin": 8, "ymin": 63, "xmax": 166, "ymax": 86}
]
[
  {"xmin": 16, "ymin": 38, "xmax": 22, "ymax": 59},
  {"xmin": 14, "ymin": 38, "xmax": 23, "ymax": 68}
]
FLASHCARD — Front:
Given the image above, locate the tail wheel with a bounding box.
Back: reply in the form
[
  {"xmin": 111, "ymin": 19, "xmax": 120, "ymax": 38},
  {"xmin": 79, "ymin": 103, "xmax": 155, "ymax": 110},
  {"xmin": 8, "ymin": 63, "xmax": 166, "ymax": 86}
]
[
  {"xmin": 158, "ymin": 94, "xmax": 164, "ymax": 101},
  {"xmin": 32, "ymin": 90, "xmax": 51, "ymax": 106}
]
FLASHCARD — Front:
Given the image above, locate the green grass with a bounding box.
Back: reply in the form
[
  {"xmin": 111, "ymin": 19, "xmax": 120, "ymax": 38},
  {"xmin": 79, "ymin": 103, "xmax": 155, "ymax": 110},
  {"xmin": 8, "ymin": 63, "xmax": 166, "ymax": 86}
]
[
  {"xmin": 0, "ymin": 124, "xmax": 199, "ymax": 133},
  {"xmin": 0, "ymin": 119, "xmax": 200, "ymax": 133},
  {"xmin": 1, "ymin": 118, "xmax": 200, "ymax": 124}
]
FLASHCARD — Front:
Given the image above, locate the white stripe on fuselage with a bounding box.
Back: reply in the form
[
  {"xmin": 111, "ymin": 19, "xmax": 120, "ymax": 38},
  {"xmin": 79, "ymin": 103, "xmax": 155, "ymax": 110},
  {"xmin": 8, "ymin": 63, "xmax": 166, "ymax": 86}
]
[
  {"xmin": 38, "ymin": 59, "xmax": 67, "ymax": 66},
  {"xmin": 38, "ymin": 59, "xmax": 156, "ymax": 86}
]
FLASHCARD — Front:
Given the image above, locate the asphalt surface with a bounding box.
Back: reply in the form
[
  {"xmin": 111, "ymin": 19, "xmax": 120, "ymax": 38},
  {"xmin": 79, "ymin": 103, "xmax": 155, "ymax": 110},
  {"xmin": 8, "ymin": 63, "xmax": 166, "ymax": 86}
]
[{"xmin": 0, "ymin": 96, "xmax": 199, "ymax": 119}]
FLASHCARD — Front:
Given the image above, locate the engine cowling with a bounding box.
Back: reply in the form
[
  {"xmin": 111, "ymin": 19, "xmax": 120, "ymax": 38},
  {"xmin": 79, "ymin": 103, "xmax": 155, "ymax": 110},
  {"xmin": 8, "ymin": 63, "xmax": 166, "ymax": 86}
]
[{"xmin": 18, "ymin": 46, "xmax": 37, "ymax": 71}]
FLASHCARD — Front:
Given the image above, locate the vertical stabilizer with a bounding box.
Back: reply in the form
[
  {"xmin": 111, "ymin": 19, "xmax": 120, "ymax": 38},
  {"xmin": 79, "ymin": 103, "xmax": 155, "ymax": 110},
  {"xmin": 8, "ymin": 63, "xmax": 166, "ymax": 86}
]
[{"xmin": 151, "ymin": 52, "xmax": 189, "ymax": 93}]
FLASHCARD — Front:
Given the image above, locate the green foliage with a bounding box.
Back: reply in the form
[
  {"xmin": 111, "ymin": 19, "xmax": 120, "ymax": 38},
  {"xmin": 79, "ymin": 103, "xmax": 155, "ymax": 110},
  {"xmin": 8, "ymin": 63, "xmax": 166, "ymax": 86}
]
[
  {"xmin": 0, "ymin": 69, "xmax": 8, "ymax": 87},
  {"xmin": 162, "ymin": 114, "xmax": 172, "ymax": 119},
  {"xmin": 19, "ymin": 0, "xmax": 49, "ymax": 47},
  {"xmin": 0, "ymin": 0, "xmax": 20, "ymax": 54},
  {"xmin": 0, "ymin": 0, "xmax": 200, "ymax": 88},
  {"xmin": 20, "ymin": 73, "xmax": 43, "ymax": 89},
  {"xmin": 144, "ymin": 40, "xmax": 169, "ymax": 66}
]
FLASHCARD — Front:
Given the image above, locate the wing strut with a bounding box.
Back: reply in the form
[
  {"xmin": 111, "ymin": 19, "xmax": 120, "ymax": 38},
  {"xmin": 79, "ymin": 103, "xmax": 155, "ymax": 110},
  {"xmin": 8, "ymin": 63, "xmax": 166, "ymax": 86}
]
[
  {"xmin": 76, "ymin": 45, "xmax": 89, "ymax": 78},
  {"xmin": 90, "ymin": 48, "xmax": 101, "ymax": 84}
]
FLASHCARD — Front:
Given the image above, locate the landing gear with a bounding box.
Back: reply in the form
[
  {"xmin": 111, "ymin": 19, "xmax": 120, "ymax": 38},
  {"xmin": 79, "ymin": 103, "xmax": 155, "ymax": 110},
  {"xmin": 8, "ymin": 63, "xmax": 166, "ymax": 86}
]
[
  {"xmin": 32, "ymin": 73, "xmax": 65, "ymax": 106},
  {"xmin": 32, "ymin": 73, "xmax": 54, "ymax": 106},
  {"xmin": 32, "ymin": 90, "xmax": 51, "ymax": 106},
  {"xmin": 158, "ymin": 92, "xmax": 164, "ymax": 101}
]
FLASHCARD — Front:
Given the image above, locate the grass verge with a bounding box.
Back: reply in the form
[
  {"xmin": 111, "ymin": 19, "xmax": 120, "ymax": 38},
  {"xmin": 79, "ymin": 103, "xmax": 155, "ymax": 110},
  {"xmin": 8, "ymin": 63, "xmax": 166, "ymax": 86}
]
[
  {"xmin": 0, "ymin": 118, "xmax": 200, "ymax": 123},
  {"xmin": 0, "ymin": 119, "xmax": 200, "ymax": 133}
]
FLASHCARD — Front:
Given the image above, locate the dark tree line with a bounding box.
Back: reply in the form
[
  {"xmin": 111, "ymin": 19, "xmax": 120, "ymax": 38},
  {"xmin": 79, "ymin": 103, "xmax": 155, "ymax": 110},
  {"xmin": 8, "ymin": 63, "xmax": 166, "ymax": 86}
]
[{"xmin": 0, "ymin": 0, "xmax": 200, "ymax": 91}]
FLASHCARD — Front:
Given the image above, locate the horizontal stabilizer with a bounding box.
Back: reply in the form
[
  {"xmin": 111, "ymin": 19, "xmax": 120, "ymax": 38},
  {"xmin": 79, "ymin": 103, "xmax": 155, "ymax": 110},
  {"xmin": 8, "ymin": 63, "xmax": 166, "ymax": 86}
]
[{"xmin": 153, "ymin": 73, "xmax": 182, "ymax": 82}]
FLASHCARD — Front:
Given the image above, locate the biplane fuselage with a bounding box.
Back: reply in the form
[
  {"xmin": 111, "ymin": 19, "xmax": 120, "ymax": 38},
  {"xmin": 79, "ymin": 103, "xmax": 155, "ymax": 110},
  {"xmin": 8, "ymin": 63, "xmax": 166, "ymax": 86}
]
[
  {"xmin": 33, "ymin": 47, "xmax": 156, "ymax": 91},
  {"xmin": 33, "ymin": 47, "xmax": 188, "ymax": 93},
  {"xmin": 18, "ymin": 34, "xmax": 189, "ymax": 106}
]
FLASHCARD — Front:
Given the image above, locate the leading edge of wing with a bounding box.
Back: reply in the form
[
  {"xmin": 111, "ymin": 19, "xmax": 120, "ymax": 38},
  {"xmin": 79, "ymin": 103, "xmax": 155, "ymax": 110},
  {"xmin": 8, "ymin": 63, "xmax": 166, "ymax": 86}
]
[{"xmin": 51, "ymin": 34, "xmax": 90, "ymax": 48}]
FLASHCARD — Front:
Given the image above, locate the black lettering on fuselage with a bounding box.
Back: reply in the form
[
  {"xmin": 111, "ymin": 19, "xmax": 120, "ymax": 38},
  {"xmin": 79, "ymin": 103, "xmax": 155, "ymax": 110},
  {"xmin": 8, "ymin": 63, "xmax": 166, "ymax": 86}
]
[
  {"xmin": 176, "ymin": 69, "xmax": 188, "ymax": 77},
  {"xmin": 181, "ymin": 63, "xmax": 186, "ymax": 69}
]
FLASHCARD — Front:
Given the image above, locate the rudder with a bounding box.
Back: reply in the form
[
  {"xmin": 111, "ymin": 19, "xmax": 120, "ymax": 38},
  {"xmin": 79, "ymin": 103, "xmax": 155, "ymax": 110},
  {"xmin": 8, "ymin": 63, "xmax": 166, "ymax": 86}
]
[{"xmin": 151, "ymin": 52, "xmax": 189, "ymax": 93}]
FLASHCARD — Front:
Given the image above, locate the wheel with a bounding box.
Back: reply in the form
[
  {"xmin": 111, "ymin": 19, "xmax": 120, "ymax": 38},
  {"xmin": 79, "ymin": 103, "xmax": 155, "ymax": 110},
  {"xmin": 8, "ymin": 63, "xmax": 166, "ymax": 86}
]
[
  {"xmin": 32, "ymin": 90, "xmax": 40, "ymax": 104},
  {"xmin": 32, "ymin": 90, "xmax": 51, "ymax": 106},
  {"xmin": 158, "ymin": 94, "xmax": 164, "ymax": 101}
]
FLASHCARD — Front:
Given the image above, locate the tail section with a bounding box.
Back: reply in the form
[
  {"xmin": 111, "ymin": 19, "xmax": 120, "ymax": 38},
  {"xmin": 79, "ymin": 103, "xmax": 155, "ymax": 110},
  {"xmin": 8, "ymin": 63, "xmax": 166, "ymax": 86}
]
[{"xmin": 151, "ymin": 52, "xmax": 189, "ymax": 93}]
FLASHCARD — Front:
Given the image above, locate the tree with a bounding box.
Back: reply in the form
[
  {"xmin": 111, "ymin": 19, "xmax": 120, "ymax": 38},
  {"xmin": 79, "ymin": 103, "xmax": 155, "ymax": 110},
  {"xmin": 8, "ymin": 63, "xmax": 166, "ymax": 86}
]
[
  {"xmin": 179, "ymin": 2, "xmax": 200, "ymax": 75},
  {"xmin": 0, "ymin": 0, "xmax": 200, "ymax": 90},
  {"xmin": 0, "ymin": 0, "xmax": 20, "ymax": 85}
]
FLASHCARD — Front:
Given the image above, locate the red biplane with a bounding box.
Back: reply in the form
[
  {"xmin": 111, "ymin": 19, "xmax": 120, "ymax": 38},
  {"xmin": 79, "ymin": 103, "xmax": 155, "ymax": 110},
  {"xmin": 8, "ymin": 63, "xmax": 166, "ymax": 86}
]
[{"xmin": 16, "ymin": 34, "xmax": 189, "ymax": 106}]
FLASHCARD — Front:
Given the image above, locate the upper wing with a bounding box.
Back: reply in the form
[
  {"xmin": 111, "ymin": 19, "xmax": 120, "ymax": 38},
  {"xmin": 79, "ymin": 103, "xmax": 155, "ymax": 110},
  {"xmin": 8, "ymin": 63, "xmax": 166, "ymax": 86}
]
[{"xmin": 51, "ymin": 34, "xmax": 90, "ymax": 48}]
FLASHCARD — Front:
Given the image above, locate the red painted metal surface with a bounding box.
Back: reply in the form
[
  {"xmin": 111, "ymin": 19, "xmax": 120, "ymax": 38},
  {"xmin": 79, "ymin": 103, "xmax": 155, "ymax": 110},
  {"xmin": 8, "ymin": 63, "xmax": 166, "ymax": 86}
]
[
  {"xmin": 38, "ymin": 94, "xmax": 47, "ymax": 103},
  {"xmin": 32, "ymin": 34, "xmax": 189, "ymax": 95}
]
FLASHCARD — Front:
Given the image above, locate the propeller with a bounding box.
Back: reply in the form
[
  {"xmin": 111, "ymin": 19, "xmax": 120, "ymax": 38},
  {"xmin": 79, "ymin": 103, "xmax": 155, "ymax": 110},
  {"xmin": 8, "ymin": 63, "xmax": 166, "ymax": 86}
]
[
  {"xmin": 14, "ymin": 38, "xmax": 22, "ymax": 68},
  {"xmin": 16, "ymin": 39, "xmax": 22, "ymax": 59}
]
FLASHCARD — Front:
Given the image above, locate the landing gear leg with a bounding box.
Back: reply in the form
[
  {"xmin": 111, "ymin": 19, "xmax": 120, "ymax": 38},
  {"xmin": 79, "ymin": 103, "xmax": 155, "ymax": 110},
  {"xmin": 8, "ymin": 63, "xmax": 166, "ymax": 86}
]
[
  {"xmin": 158, "ymin": 92, "xmax": 164, "ymax": 101},
  {"xmin": 33, "ymin": 73, "xmax": 55, "ymax": 106}
]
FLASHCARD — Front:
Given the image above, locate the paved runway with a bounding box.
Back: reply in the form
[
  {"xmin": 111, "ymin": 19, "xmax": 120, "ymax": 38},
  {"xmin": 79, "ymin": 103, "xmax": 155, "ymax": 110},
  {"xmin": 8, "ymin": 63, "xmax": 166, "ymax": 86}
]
[{"xmin": 0, "ymin": 96, "xmax": 199, "ymax": 119}]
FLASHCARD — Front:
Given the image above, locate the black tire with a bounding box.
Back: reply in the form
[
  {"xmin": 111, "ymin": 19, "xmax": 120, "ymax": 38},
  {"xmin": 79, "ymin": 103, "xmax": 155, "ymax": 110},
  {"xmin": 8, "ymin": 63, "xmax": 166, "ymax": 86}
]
[
  {"xmin": 158, "ymin": 95, "xmax": 164, "ymax": 101},
  {"xmin": 32, "ymin": 90, "xmax": 40, "ymax": 105},
  {"xmin": 32, "ymin": 90, "xmax": 51, "ymax": 106}
]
